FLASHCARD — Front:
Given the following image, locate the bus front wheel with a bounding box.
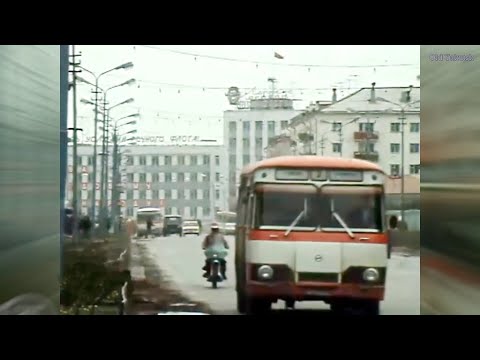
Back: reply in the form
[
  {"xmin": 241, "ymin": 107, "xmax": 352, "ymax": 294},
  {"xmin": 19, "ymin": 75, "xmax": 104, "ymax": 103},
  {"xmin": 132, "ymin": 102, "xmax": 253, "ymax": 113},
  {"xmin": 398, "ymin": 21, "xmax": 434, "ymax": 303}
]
[{"xmin": 246, "ymin": 297, "xmax": 271, "ymax": 315}]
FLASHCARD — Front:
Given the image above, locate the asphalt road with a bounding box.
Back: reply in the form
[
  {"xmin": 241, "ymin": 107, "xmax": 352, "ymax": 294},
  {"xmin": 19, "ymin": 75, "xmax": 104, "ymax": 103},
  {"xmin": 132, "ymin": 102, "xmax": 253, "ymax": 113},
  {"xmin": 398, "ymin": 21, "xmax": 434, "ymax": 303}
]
[{"xmin": 142, "ymin": 234, "xmax": 420, "ymax": 315}]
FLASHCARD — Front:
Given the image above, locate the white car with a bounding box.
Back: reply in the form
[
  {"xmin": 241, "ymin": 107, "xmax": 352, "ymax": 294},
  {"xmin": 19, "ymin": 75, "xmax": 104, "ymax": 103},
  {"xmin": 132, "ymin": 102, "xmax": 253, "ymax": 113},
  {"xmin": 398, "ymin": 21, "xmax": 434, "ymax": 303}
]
[{"xmin": 181, "ymin": 220, "xmax": 200, "ymax": 236}]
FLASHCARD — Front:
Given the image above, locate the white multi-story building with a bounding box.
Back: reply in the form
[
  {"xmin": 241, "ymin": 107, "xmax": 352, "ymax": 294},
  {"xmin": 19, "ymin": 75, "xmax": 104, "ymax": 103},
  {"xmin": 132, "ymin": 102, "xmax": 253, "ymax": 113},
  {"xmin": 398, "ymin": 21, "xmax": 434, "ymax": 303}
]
[
  {"xmin": 222, "ymin": 96, "xmax": 302, "ymax": 209},
  {"xmin": 274, "ymin": 84, "xmax": 420, "ymax": 177},
  {"xmin": 66, "ymin": 143, "xmax": 227, "ymax": 221}
]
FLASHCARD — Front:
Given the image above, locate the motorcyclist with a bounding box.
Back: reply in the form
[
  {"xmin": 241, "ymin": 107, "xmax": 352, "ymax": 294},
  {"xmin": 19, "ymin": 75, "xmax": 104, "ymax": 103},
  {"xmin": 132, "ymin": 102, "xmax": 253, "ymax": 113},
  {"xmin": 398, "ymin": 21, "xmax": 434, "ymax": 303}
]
[{"xmin": 202, "ymin": 223, "xmax": 229, "ymax": 279}]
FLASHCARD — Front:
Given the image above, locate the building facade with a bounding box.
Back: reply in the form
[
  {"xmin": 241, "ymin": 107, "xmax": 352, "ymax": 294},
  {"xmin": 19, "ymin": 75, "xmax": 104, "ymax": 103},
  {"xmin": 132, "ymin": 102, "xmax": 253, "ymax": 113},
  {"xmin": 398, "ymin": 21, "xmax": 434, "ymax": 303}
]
[
  {"xmin": 275, "ymin": 84, "xmax": 420, "ymax": 177},
  {"xmin": 222, "ymin": 97, "xmax": 302, "ymax": 209},
  {"xmin": 66, "ymin": 143, "xmax": 227, "ymax": 221}
]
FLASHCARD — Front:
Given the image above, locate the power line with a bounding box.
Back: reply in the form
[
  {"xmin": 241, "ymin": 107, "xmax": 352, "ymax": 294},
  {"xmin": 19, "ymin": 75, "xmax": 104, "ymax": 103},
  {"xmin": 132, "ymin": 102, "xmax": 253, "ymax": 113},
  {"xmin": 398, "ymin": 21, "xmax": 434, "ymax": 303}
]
[{"xmin": 137, "ymin": 45, "xmax": 418, "ymax": 69}]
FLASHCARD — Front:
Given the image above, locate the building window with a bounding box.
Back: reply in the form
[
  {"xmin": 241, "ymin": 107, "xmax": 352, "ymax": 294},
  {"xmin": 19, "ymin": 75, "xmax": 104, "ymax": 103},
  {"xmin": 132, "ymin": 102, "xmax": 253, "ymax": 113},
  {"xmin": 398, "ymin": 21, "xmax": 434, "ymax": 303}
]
[
  {"xmin": 152, "ymin": 189, "xmax": 159, "ymax": 199},
  {"xmin": 178, "ymin": 155, "xmax": 185, "ymax": 165},
  {"xmin": 255, "ymin": 121, "xmax": 263, "ymax": 136},
  {"xmin": 139, "ymin": 173, "xmax": 146, "ymax": 182},
  {"xmin": 229, "ymin": 121, "xmax": 236, "ymax": 134},
  {"xmin": 215, "ymin": 155, "xmax": 220, "ymax": 166},
  {"xmin": 332, "ymin": 143, "xmax": 342, "ymax": 153},
  {"xmin": 204, "ymin": 189, "xmax": 210, "ymax": 199},
  {"xmin": 243, "ymin": 121, "xmax": 250, "ymax": 138},
  {"xmin": 178, "ymin": 190, "xmax": 184, "ymax": 200},
  {"xmin": 204, "ymin": 207, "xmax": 211, "ymax": 217},
  {"xmin": 229, "ymin": 138, "xmax": 236, "ymax": 152},
  {"xmin": 281, "ymin": 120, "xmax": 289, "ymax": 130},
  {"xmin": 190, "ymin": 189, "xmax": 197, "ymax": 200},
  {"xmin": 190, "ymin": 155, "xmax": 197, "ymax": 165},
  {"xmin": 88, "ymin": 156, "xmax": 93, "ymax": 166},
  {"xmin": 178, "ymin": 173, "xmax": 184, "ymax": 182},
  {"xmin": 127, "ymin": 190, "xmax": 133, "ymax": 200},
  {"xmin": 360, "ymin": 143, "xmax": 375, "ymax": 153},
  {"xmin": 165, "ymin": 156, "xmax": 172, "ymax": 165},
  {"xmin": 359, "ymin": 123, "xmax": 374, "ymax": 132},
  {"xmin": 203, "ymin": 155, "xmax": 210, "ymax": 164},
  {"xmin": 202, "ymin": 173, "xmax": 210, "ymax": 182},
  {"xmin": 390, "ymin": 164, "xmax": 400, "ymax": 176},
  {"xmin": 410, "ymin": 123, "xmax": 420, "ymax": 133},
  {"xmin": 216, "ymin": 189, "xmax": 220, "ymax": 200},
  {"xmin": 165, "ymin": 173, "xmax": 172, "ymax": 183},
  {"xmin": 391, "ymin": 123, "xmax": 401, "ymax": 132},
  {"xmin": 242, "ymin": 138, "xmax": 250, "ymax": 149},
  {"xmin": 410, "ymin": 143, "xmax": 420, "ymax": 153},
  {"xmin": 267, "ymin": 121, "xmax": 275, "ymax": 137},
  {"xmin": 165, "ymin": 189, "xmax": 172, "ymax": 199},
  {"xmin": 229, "ymin": 154, "xmax": 236, "ymax": 168},
  {"xmin": 190, "ymin": 172, "xmax": 197, "ymax": 183},
  {"xmin": 332, "ymin": 122, "xmax": 342, "ymax": 132},
  {"xmin": 390, "ymin": 143, "xmax": 400, "ymax": 153},
  {"xmin": 127, "ymin": 173, "xmax": 134, "ymax": 183},
  {"xmin": 152, "ymin": 173, "xmax": 159, "ymax": 182},
  {"xmin": 152, "ymin": 156, "xmax": 159, "ymax": 166},
  {"xmin": 139, "ymin": 190, "xmax": 146, "ymax": 199},
  {"xmin": 410, "ymin": 164, "xmax": 420, "ymax": 174},
  {"xmin": 215, "ymin": 172, "xmax": 220, "ymax": 182},
  {"xmin": 126, "ymin": 156, "xmax": 133, "ymax": 165},
  {"xmin": 243, "ymin": 154, "xmax": 250, "ymax": 165},
  {"xmin": 165, "ymin": 207, "xmax": 172, "ymax": 215},
  {"xmin": 139, "ymin": 156, "xmax": 146, "ymax": 165}
]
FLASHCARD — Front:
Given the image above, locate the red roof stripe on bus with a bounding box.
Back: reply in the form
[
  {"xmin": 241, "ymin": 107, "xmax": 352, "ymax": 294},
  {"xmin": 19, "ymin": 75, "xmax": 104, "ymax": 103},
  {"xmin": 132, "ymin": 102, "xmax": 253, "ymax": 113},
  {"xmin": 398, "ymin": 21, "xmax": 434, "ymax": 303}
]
[
  {"xmin": 241, "ymin": 156, "xmax": 384, "ymax": 175},
  {"xmin": 247, "ymin": 229, "xmax": 387, "ymax": 244}
]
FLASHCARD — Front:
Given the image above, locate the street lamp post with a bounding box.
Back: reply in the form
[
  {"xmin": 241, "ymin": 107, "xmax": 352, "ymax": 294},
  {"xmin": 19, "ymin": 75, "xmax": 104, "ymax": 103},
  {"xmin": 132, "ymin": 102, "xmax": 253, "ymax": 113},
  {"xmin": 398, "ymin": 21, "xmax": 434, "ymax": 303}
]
[
  {"xmin": 77, "ymin": 61, "xmax": 133, "ymax": 225},
  {"xmin": 98, "ymin": 92, "xmax": 135, "ymax": 233},
  {"xmin": 375, "ymin": 87, "xmax": 420, "ymax": 222},
  {"xmin": 108, "ymin": 115, "xmax": 138, "ymax": 233}
]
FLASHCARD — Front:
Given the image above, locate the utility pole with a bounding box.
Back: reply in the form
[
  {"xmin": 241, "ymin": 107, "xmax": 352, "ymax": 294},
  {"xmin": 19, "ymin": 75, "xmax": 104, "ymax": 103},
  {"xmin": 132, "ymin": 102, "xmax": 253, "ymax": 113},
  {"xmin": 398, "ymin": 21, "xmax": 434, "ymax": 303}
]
[
  {"xmin": 100, "ymin": 95, "xmax": 108, "ymax": 234},
  {"xmin": 319, "ymin": 135, "xmax": 326, "ymax": 156},
  {"xmin": 339, "ymin": 124, "xmax": 343, "ymax": 157},
  {"xmin": 91, "ymin": 86, "xmax": 102, "ymax": 223},
  {"xmin": 69, "ymin": 46, "xmax": 82, "ymax": 243},
  {"xmin": 400, "ymin": 109, "xmax": 406, "ymax": 222},
  {"xmin": 110, "ymin": 128, "xmax": 119, "ymax": 233}
]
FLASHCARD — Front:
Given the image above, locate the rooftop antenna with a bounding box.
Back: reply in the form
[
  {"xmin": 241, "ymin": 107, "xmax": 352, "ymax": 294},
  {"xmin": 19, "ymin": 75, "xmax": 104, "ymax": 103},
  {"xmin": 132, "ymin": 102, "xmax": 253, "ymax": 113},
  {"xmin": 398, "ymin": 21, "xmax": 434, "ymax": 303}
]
[{"xmin": 268, "ymin": 77, "xmax": 277, "ymax": 98}]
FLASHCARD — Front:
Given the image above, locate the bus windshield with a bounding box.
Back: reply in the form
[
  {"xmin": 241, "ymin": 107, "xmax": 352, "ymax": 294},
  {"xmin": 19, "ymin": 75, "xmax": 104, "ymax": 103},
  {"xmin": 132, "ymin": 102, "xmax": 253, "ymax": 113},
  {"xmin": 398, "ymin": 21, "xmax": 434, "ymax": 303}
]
[
  {"xmin": 137, "ymin": 212, "xmax": 162, "ymax": 223},
  {"xmin": 254, "ymin": 184, "xmax": 383, "ymax": 232}
]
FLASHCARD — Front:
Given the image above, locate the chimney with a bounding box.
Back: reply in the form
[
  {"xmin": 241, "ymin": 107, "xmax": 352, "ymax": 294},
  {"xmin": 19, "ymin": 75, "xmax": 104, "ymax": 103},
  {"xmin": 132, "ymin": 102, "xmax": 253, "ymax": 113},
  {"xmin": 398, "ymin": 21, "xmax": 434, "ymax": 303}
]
[
  {"xmin": 332, "ymin": 88, "xmax": 337, "ymax": 103},
  {"xmin": 370, "ymin": 82, "xmax": 376, "ymax": 102}
]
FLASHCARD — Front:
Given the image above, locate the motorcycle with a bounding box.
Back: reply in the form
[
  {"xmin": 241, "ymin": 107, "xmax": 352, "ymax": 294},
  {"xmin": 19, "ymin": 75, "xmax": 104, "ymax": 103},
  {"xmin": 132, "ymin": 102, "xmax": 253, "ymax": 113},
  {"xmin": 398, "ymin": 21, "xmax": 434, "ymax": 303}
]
[{"xmin": 204, "ymin": 246, "xmax": 228, "ymax": 289}]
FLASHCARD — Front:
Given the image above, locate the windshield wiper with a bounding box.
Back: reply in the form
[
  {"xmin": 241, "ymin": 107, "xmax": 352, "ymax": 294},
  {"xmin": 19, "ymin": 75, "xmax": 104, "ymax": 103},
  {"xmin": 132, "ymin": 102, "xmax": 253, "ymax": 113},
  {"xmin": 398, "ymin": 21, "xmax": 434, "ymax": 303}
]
[
  {"xmin": 285, "ymin": 210, "xmax": 305, "ymax": 236},
  {"xmin": 332, "ymin": 212, "xmax": 354, "ymax": 239}
]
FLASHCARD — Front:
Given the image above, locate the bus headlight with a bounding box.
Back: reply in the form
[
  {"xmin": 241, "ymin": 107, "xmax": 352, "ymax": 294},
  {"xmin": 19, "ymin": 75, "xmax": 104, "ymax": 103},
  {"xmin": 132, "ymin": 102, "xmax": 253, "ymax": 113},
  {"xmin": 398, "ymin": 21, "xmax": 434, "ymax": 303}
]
[
  {"xmin": 257, "ymin": 265, "xmax": 274, "ymax": 280},
  {"xmin": 362, "ymin": 268, "xmax": 379, "ymax": 282}
]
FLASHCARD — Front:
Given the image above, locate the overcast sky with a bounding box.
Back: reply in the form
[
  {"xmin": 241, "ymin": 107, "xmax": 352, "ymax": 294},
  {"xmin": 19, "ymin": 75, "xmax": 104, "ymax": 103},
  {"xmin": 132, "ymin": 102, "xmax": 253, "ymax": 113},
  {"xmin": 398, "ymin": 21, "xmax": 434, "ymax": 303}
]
[{"xmin": 69, "ymin": 45, "xmax": 420, "ymax": 144}]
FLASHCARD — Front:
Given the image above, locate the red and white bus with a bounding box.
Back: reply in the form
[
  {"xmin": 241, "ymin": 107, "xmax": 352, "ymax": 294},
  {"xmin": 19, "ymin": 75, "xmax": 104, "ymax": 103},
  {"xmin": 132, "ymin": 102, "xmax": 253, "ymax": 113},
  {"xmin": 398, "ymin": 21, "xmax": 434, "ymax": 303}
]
[{"xmin": 235, "ymin": 156, "xmax": 389, "ymax": 314}]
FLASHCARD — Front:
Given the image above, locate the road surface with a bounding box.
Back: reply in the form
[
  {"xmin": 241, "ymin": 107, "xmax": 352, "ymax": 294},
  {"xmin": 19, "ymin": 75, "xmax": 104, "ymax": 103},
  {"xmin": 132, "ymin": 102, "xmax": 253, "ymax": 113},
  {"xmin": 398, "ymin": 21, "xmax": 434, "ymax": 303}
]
[{"xmin": 141, "ymin": 234, "xmax": 420, "ymax": 315}]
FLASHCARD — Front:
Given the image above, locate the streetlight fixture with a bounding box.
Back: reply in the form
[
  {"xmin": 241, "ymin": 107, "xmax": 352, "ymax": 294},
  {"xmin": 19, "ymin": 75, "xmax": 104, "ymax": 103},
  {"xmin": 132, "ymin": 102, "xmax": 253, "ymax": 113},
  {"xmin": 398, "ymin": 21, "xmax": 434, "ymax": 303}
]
[
  {"xmin": 375, "ymin": 87, "xmax": 420, "ymax": 222},
  {"xmin": 77, "ymin": 62, "xmax": 134, "ymax": 224}
]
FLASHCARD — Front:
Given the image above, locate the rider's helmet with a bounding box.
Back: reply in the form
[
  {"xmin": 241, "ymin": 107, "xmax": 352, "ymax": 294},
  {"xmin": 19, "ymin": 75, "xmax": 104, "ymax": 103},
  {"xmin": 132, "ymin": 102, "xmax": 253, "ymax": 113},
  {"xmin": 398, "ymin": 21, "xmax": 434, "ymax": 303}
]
[{"xmin": 211, "ymin": 222, "xmax": 220, "ymax": 231}]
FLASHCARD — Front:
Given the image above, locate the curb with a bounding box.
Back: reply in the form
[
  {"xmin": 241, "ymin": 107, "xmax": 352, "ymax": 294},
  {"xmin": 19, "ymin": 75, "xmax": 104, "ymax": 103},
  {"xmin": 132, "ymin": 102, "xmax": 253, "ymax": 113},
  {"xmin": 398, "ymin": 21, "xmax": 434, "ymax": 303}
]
[{"xmin": 129, "ymin": 240, "xmax": 215, "ymax": 314}]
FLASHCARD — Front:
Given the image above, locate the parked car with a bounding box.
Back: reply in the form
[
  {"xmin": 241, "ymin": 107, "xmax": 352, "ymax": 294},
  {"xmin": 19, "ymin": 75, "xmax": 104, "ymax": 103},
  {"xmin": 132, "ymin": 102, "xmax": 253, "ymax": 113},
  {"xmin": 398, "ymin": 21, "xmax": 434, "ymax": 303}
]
[{"xmin": 181, "ymin": 220, "xmax": 201, "ymax": 236}]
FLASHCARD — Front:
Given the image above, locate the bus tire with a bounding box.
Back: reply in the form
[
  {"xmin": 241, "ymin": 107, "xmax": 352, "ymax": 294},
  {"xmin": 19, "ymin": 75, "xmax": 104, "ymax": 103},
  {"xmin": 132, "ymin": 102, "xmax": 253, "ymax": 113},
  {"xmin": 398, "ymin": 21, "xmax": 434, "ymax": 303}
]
[
  {"xmin": 246, "ymin": 298, "xmax": 271, "ymax": 315},
  {"xmin": 236, "ymin": 291, "xmax": 247, "ymax": 314},
  {"xmin": 363, "ymin": 300, "xmax": 380, "ymax": 315}
]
